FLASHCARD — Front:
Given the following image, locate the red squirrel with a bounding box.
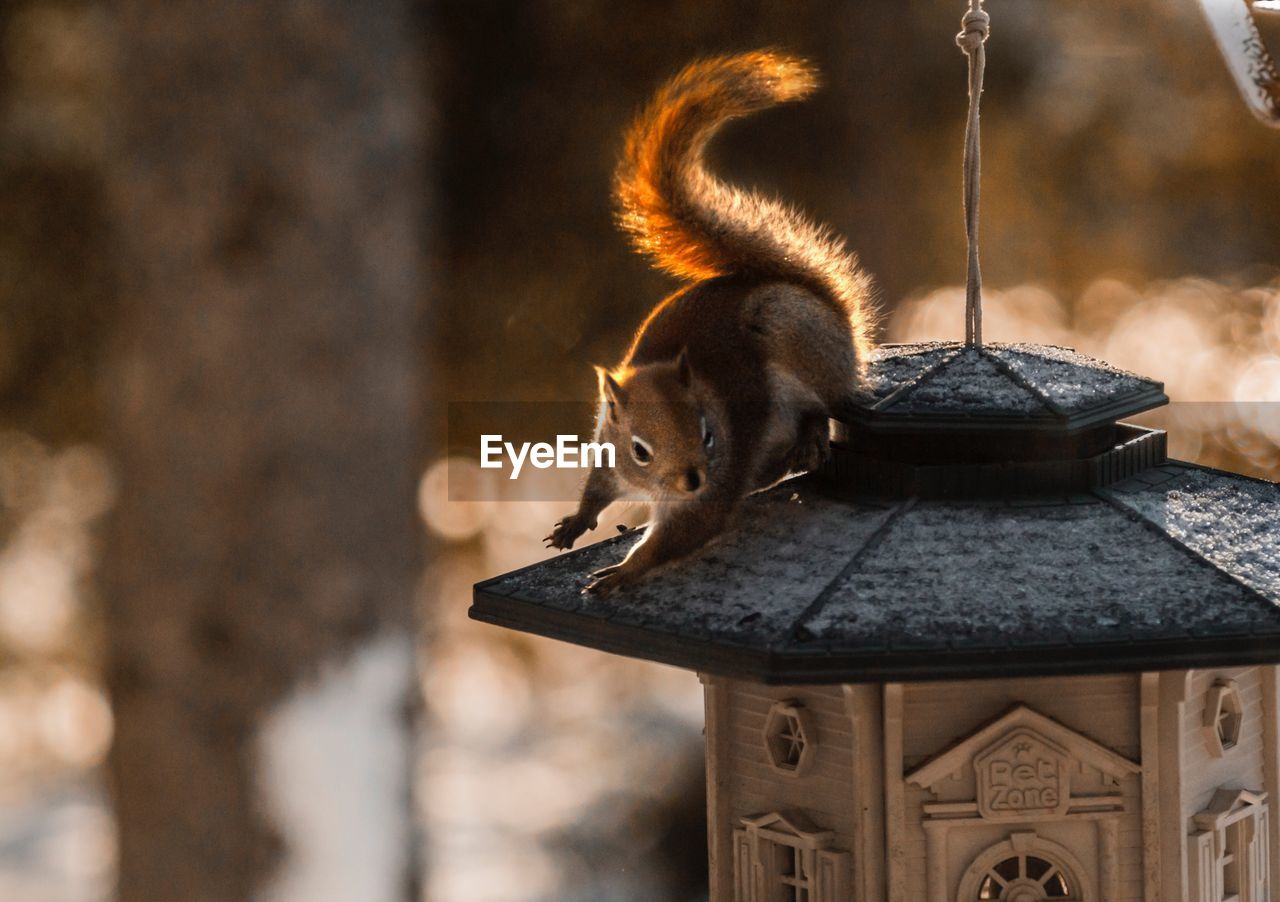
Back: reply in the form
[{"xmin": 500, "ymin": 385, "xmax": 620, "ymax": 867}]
[{"xmin": 546, "ymin": 51, "xmax": 874, "ymax": 593}]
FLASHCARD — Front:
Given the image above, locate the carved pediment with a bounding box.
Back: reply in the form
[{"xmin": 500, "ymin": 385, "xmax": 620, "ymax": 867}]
[
  {"xmin": 740, "ymin": 811, "xmax": 835, "ymax": 850},
  {"xmin": 1192, "ymin": 788, "xmax": 1268, "ymax": 831},
  {"xmin": 906, "ymin": 704, "xmax": 1139, "ymax": 822}
]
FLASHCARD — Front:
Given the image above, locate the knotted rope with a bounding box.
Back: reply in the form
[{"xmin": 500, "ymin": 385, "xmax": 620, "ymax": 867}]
[{"xmin": 956, "ymin": 0, "xmax": 990, "ymax": 347}]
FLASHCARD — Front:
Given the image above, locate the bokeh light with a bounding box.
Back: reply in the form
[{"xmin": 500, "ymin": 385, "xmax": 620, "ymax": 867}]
[
  {"xmin": 893, "ymin": 273, "xmax": 1280, "ymax": 476},
  {"xmin": 0, "ymin": 434, "xmax": 115, "ymax": 902},
  {"xmin": 418, "ymin": 456, "xmax": 498, "ymax": 542}
]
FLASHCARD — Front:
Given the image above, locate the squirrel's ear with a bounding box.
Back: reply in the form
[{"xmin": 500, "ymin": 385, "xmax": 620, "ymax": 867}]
[
  {"xmin": 595, "ymin": 366, "xmax": 628, "ymax": 407},
  {"xmin": 675, "ymin": 347, "xmax": 692, "ymax": 387}
]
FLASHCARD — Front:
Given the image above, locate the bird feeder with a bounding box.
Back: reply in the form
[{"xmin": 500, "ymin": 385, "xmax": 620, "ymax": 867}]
[{"xmin": 471, "ymin": 5, "xmax": 1280, "ymax": 901}]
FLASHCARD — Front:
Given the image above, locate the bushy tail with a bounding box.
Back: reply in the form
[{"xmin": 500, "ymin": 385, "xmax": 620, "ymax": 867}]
[{"xmin": 614, "ymin": 51, "xmax": 873, "ymax": 356}]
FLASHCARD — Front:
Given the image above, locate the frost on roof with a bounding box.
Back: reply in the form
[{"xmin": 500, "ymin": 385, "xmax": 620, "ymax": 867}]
[
  {"xmin": 478, "ymin": 472, "xmax": 1280, "ymax": 675},
  {"xmin": 1103, "ymin": 467, "xmax": 1280, "ymax": 604},
  {"xmin": 988, "ymin": 344, "xmax": 1158, "ymax": 414},
  {"xmin": 886, "ymin": 348, "xmax": 1049, "ymax": 417},
  {"xmin": 482, "ymin": 479, "xmax": 897, "ymax": 645},
  {"xmin": 860, "ymin": 343, "xmax": 956, "ymax": 403},
  {"xmin": 802, "ymin": 496, "xmax": 1280, "ymax": 650},
  {"xmin": 851, "ymin": 342, "xmax": 1162, "ymax": 422}
]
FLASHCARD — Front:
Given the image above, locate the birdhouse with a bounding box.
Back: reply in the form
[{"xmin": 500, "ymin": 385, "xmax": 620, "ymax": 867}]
[
  {"xmin": 474, "ymin": 4, "xmax": 1280, "ymax": 899},
  {"xmin": 471, "ymin": 341, "xmax": 1280, "ymax": 902}
]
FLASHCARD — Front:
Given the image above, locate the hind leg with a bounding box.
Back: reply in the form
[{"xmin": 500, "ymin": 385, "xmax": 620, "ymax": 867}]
[
  {"xmin": 752, "ymin": 369, "xmax": 832, "ymax": 490},
  {"xmin": 753, "ymin": 364, "xmax": 827, "ymax": 488},
  {"xmin": 746, "ymin": 283, "xmax": 856, "ymax": 488},
  {"xmin": 748, "ymin": 283, "xmax": 857, "ymax": 409}
]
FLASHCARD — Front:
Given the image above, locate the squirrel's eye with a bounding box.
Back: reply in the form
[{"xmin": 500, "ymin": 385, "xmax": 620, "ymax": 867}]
[
  {"xmin": 701, "ymin": 417, "xmax": 714, "ymax": 449},
  {"xmin": 631, "ymin": 438, "xmax": 652, "ymax": 465}
]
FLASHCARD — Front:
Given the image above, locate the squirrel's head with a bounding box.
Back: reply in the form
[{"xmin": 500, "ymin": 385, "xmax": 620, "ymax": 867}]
[{"xmin": 596, "ymin": 350, "xmax": 717, "ymax": 498}]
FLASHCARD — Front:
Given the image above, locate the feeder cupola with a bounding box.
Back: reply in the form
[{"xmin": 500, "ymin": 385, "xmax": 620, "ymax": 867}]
[{"xmin": 827, "ymin": 341, "xmax": 1169, "ymax": 497}]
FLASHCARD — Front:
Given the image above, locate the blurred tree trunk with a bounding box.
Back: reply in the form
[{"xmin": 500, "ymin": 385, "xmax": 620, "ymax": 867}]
[{"xmin": 102, "ymin": 3, "xmax": 421, "ymax": 901}]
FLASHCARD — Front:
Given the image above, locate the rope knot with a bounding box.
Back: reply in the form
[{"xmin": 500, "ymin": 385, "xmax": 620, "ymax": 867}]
[{"xmin": 955, "ymin": 8, "xmax": 990, "ymax": 53}]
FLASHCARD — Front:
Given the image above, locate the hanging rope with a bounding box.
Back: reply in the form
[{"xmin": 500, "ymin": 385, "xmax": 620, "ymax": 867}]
[{"xmin": 956, "ymin": 0, "xmax": 990, "ymax": 347}]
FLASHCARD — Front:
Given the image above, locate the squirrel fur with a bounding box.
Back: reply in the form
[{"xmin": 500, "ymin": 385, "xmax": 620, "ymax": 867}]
[{"xmin": 546, "ymin": 51, "xmax": 874, "ymax": 593}]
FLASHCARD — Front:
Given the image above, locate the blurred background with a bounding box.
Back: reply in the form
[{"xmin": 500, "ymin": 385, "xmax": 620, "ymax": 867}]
[{"xmin": 1, "ymin": 1, "xmax": 1279, "ymax": 900}]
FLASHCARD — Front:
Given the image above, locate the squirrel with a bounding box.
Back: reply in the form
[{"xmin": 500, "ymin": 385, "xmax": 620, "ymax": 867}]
[{"xmin": 545, "ymin": 51, "xmax": 874, "ymax": 593}]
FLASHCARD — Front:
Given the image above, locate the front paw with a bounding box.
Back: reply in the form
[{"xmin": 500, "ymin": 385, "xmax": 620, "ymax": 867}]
[
  {"xmin": 544, "ymin": 513, "xmax": 596, "ymax": 550},
  {"xmin": 583, "ymin": 563, "xmax": 635, "ymax": 595}
]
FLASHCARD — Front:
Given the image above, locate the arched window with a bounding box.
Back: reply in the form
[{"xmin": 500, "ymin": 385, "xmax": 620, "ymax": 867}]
[
  {"xmin": 973, "ymin": 853, "xmax": 1079, "ymax": 900},
  {"xmin": 958, "ymin": 834, "xmax": 1088, "ymax": 902}
]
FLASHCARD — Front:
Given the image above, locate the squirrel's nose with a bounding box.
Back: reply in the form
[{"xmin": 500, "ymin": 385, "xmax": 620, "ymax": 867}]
[{"xmin": 681, "ymin": 468, "xmax": 704, "ymax": 493}]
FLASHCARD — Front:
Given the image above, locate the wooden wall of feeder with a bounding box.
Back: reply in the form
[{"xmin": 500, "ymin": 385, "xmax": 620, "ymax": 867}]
[{"xmin": 472, "ymin": 4, "xmax": 1280, "ymax": 901}]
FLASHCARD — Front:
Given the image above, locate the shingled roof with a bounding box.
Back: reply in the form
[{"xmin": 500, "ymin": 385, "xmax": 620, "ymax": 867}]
[
  {"xmin": 471, "ymin": 343, "xmax": 1279, "ymax": 684},
  {"xmin": 846, "ymin": 342, "xmax": 1168, "ymax": 432},
  {"xmin": 471, "ymin": 464, "xmax": 1280, "ymax": 683}
]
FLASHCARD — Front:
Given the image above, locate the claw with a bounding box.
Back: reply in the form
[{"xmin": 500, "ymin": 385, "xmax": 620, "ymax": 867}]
[
  {"xmin": 546, "ymin": 513, "xmax": 599, "ymax": 552},
  {"xmin": 584, "ymin": 564, "xmax": 624, "ymax": 594}
]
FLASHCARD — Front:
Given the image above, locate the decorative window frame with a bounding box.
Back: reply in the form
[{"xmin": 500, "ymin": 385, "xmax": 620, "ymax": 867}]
[
  {"xmin": 762, "ymin": 699, "xmax": 816, "ymax": 777},
  {"xmin": 1204, "ymin": 678, "xmax": 1245, "ymax": 758},
  {"xmin": 956, "ymin": 832, "xmax": 1088, "ymax": 902},
  {"xmin": 733, "ymin": 811, "xmax": 850, "ymax": 902},
  {"xmin": 1189, "ymin": 788, "xmax": 1270, "ymax": 902}
]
